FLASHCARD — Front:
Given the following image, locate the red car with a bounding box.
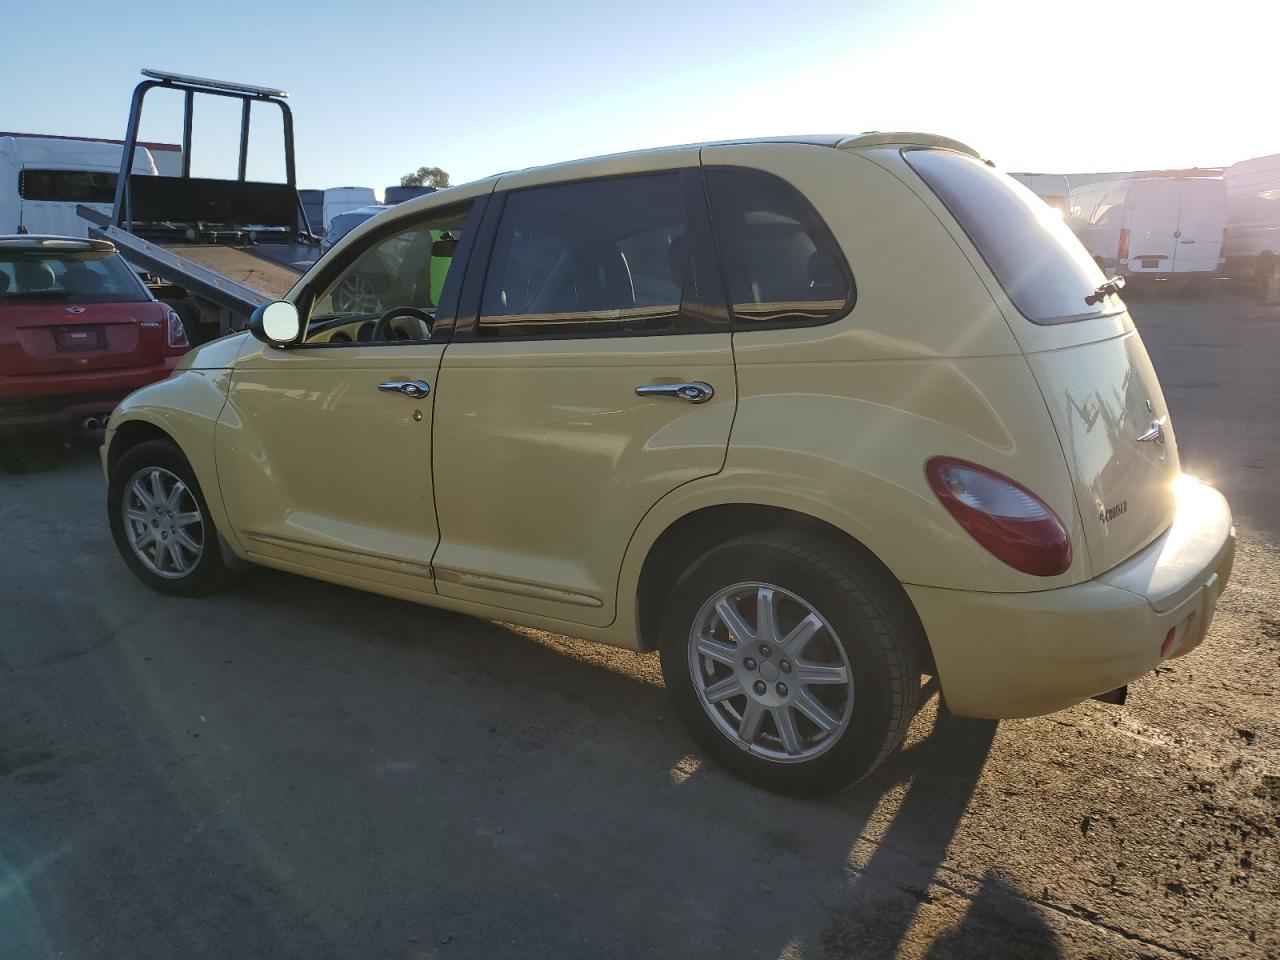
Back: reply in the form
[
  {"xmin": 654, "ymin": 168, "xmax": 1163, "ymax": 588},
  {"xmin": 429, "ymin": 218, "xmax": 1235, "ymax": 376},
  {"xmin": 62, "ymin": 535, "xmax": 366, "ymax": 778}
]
[{"xmin": 0, "ymin": 236, "xmax": 188, "ymax": 432}]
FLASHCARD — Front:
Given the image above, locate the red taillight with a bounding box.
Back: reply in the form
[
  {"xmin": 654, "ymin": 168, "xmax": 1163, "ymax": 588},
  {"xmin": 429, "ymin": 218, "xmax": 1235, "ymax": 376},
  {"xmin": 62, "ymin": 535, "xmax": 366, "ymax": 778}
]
[
  {"xmin": 1118, "ymin": 227, "xmax": 1130, "ymax": 262},
  {"xmin": 925, "ymin": 457, "xmax": 1072, "ymax": 577},
  {"xmin": 166, "ymin": 308, "xmax": 189, "ymax": 350}
]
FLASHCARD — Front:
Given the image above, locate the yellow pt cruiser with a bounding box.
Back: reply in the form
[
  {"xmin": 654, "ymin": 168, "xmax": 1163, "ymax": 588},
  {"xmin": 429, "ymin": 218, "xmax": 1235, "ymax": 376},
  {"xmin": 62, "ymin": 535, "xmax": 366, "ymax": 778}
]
[{"xmin": 103, "ymin": 134, "xmax": 1235, "ymax": 794}]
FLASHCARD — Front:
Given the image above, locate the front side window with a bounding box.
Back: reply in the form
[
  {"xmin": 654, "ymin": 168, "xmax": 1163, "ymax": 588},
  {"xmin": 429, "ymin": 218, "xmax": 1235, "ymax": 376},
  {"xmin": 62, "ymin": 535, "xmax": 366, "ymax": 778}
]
[
  {"xmin": 305, "ymin": 204, "xmax": 469, "ymax": 344},
  {"xmin": 477, "ymin": 172, "xmax": 724, "ymax": 338},
  {"xmin": 705, "ymin": 168, "xmax": 853, "ymax": 326},
  {"xmin": 0, "ymin": 250, "xmax": 146, "ymax": 303},
  {"xmin": 906, "ymin": 149, "xmax": 1113, "ymax": 324}
]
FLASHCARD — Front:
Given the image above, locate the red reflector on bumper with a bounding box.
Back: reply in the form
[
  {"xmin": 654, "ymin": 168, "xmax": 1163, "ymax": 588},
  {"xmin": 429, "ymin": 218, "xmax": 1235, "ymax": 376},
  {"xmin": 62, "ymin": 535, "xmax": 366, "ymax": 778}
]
[{"xmin": 1160, "ymin": 627, "xmax": 1176, "ymax": 658}]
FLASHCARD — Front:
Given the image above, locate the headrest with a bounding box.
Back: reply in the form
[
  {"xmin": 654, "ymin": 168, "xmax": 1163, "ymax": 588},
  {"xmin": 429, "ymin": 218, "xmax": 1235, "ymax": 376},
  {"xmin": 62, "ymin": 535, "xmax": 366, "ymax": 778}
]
[{"xmin": 15, "ymin": 260, "xmax": 56, "ymax": 292}]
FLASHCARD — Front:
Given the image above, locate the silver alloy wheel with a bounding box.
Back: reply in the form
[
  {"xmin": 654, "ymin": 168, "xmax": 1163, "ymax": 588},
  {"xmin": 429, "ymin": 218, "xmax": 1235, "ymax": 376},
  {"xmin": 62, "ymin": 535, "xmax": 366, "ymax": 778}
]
[
  {"xmin": 688, "ymin": 582, "xmax": 854, "ymax": 763},
  {"xmin": 122, "ymin": 466, "xmax": 204, "ymax": 579}
]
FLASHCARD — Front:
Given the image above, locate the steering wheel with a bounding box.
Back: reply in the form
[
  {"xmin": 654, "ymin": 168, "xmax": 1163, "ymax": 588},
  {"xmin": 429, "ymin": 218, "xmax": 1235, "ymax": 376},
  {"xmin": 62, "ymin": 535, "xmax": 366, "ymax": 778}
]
[{"xmin": 370, "ymin": 306, "xmax": 434, "ymax": 342}]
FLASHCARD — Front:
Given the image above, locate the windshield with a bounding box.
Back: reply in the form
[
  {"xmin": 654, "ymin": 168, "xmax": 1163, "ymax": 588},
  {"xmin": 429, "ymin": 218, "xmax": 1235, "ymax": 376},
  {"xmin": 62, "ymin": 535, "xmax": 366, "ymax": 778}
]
[
  {"xmin": 905, "ymin": 148, "xmax": 1117, "ymax": 323},
  {"xmin": 0, "ymin": 249, "xmax": 148, "ymax": 304}
]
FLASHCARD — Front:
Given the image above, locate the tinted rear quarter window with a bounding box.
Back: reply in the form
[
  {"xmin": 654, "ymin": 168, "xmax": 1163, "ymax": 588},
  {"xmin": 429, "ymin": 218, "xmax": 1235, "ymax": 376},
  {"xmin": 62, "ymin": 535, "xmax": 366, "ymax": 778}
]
[
  {"xmin": 705, "ymin": 168, "xmax": 853, "ymax": 326},
  {"xmin": 905, "ymin": 149, "xmax": 1112, "ymax": 323}
]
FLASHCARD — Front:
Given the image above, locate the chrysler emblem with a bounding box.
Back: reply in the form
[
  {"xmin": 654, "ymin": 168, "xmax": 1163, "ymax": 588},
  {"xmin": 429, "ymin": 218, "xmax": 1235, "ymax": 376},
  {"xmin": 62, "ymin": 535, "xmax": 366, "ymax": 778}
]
[
  {"xmin": 1136, "ymin": 416, "xmax": 1167, "ymax": 445},
  {"xmin": 66, "ymin": 305, "xmax": 86, "ymax": 315}
]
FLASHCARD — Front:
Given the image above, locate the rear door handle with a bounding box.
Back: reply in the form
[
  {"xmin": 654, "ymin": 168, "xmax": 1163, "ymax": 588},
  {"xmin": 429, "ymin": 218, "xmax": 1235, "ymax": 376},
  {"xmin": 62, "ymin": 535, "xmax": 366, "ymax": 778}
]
[
  {"xmin": 635, "ymin": 381, "xmax": 714, "ymax": 404},
  {"xmin": 378, "ymin": 379, "xmax": 431, "ymax": 399}
]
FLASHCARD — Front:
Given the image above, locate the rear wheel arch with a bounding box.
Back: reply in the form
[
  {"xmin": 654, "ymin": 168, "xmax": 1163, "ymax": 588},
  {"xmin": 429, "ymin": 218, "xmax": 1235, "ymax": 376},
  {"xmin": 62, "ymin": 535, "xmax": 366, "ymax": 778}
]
[{"xmin": 634, "ymin": 503, "xmax": 935, "ymax": 672}]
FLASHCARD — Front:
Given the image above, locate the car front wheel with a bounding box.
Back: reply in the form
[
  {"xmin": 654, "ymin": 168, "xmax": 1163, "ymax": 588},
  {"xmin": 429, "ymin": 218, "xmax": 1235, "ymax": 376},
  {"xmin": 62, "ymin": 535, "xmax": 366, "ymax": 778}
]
[
  {"xmin": 660, "ymin": 533, "xmax": 923, "ymax": 795},
  {"xmin": 108, "ymin": 439, "xmax": 231, "ymax": 596}
]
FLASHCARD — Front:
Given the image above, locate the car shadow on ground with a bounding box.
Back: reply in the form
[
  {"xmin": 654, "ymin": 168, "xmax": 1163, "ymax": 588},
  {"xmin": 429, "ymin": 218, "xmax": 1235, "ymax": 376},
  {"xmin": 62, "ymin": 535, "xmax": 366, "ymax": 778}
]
[
  {"xmin": 0, "ymin": 431, "xmax": 99, "ymax": 475},
  {"xmin": 174, "ymin": 566, "xmax": 1066, "ymax": 959}
]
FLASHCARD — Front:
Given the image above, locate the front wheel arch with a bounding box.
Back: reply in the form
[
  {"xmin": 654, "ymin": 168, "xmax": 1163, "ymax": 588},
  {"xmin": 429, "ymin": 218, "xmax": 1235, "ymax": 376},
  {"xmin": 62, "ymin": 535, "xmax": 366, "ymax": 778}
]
[{"xmin": 107, "ymin": 419, "xmax": 180, "ymax": 476}]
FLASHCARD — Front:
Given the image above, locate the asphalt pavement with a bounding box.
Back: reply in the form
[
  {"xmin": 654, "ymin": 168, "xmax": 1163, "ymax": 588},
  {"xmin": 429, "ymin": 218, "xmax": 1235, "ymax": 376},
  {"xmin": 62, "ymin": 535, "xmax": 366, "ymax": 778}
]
[{"xmin": 1, "ymin": 288, "xmax": 1277, "ymax": 959}]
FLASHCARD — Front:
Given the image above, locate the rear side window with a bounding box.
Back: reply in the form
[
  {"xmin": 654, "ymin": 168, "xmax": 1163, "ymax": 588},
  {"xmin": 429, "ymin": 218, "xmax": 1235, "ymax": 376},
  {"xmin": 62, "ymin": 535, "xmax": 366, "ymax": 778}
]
[
  {"xmin": 478, "ymin": 172, "xmax": 726, "ymax": 338},
  {"xmin": 704, "ymin": 168, "xmax": 853, "ymax": 326},
  {"xmin": 0, "ymin": 251, "xmax": 146, "ymax": 304},
  {"xmin": 19, "ymin": 169, "xmax": 119, "ymax": 204},
  {"xmin": 905, "ymin": 149, "xmax": 1111, "ymax": 324}
]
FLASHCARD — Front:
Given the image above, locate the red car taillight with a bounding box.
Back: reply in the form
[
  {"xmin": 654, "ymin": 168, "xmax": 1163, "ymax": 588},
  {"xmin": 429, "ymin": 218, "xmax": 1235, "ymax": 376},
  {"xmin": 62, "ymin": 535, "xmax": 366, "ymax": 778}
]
[
  {"xmin": 1118, "ymin": 227, "xmax": 1130, "ymax": 262},
  {"xmin": 925, "ymin": 457, "xmax": 1072, "ymax": 577},
  {"xmin": 166, "ymin": 308, "xmax": 189, "ymax": 349}
]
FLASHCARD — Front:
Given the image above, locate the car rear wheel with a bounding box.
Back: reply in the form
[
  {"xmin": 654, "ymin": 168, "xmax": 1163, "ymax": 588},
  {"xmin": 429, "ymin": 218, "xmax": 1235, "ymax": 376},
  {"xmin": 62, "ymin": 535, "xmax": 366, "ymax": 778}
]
[
  {"xmin": 108, "ymin": 439, "xmax": 232, "ymax": 596},
  {"xmin": 660, "ymin": 533, "xmax": 923, "ymax": 795}
]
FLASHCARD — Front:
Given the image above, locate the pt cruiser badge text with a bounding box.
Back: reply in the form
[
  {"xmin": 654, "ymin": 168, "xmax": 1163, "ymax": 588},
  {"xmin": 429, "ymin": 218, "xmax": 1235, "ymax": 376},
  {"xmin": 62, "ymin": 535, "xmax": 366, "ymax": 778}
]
[{"xmin": 1100, "ymin": 500, "xmax": 1128, "ymax": 524}]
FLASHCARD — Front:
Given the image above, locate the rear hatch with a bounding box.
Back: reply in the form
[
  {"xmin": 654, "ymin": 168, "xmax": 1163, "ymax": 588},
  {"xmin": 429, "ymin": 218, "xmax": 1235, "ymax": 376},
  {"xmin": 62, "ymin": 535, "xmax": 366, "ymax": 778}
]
[
  {"xmin": 0, "ymin": 301, "xmax": 167, "ymax": 377},
  {"xmin": 1021, "ymin": 329, "xmax": 1180, "ymax": 573},
  {"xmin": 904, "ymin": 149, "xmax": 1182, "ymax": 577},
  {"xmin": 0, "ymin": 238, "xmax": 166, "ymax": 377}
]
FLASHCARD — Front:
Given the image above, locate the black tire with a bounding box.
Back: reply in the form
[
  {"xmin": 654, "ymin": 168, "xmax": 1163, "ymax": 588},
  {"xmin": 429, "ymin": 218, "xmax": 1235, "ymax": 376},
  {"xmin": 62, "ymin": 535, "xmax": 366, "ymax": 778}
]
[
  {"xmin": 659, "ymin": 533, "xmax": 923, "ymax": 796},
  {"xmin": 108, "ymin": 439, "xmax": 232, "ymax": 596}
]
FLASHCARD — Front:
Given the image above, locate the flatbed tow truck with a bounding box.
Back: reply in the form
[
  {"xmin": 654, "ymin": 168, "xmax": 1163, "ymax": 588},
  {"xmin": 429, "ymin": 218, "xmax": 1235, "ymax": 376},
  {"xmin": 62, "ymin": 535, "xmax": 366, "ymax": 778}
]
[{"xmin": 79, "ymin": 69, "xmax": 322, "ymax": 343}]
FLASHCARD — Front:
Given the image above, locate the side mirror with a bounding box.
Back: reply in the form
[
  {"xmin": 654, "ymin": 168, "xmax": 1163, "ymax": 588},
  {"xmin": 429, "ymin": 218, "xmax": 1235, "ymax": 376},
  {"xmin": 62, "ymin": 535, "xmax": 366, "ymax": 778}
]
[
  {"xmin": 249, "ymin": 300, "xmax": 301, "ymax": 346},
  {"xmin": 430, "ymin": 237, "xmax": 458, "ymax": 257}
]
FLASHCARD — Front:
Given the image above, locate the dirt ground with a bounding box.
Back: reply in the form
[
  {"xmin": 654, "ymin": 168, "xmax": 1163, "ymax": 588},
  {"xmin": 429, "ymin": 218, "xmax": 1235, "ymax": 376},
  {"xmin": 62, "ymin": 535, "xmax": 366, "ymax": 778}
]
[{"xmin": 1, "ymin": 289, "xmax": 1276, "ymax": 959}]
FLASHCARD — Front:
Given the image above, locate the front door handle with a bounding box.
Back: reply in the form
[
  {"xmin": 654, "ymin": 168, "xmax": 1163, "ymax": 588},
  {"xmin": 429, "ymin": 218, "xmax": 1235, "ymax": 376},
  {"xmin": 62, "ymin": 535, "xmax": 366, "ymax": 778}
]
[
  {"xmin": 378, "ymin": 379, "xmax": 431, "ymax": 399},
  {"xmin": 635, "ymin": 381, "xmax": 714, "ymax": 404}
]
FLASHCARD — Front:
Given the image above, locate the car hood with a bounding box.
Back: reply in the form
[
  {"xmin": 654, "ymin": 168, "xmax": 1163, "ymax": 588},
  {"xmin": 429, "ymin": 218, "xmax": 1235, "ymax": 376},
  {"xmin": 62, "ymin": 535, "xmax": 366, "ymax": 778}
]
[{"xmin": 177, "ymin": 331, "xmax": 251, "ymax": 370}]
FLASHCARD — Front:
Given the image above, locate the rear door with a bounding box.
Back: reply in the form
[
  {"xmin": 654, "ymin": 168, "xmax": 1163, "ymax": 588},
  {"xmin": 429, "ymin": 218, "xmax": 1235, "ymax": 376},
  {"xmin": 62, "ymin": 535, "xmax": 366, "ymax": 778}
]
[
  {"xmin": 1126, "ymin": 181, "xmax": 1180, "ymax": 274},
  {"xmin": 430, "ymin": 158, "xmax": 735, "ymax": 627},
  {"xmin": 1171, "ymin": 179, "xmax": 1227, "ymax": 273}
]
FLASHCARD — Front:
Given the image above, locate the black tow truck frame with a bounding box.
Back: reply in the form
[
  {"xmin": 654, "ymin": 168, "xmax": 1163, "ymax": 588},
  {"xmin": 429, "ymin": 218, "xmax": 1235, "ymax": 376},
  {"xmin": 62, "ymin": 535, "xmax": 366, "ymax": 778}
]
[{"xmin": 79, "ymin": 69, "xmax": 322, "ymax": 342}]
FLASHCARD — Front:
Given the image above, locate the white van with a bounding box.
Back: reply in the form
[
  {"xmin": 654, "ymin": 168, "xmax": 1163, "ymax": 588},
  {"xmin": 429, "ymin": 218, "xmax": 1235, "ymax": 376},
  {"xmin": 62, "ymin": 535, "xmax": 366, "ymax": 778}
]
[
  {"xmin": 321, "ymin": 187, "xmax": 377, "ymax": 231},
  {"xmin": 0, "ymin": 136, "xmax": 158, "ymax": 238},
  {"xmin": 1067, "ymin": 177, "xmax": 1226, "ymax": 284},
  {"xmin": 1222, "ymin": 154, "xmax": 1280, "ymax": 292}
]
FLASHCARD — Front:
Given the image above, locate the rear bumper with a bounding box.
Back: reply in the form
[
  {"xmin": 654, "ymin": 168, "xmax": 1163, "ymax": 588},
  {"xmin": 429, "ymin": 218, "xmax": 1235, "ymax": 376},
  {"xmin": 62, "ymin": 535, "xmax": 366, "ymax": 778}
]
[
  {"xmin": 1121, "ymin": 260, "xmax": 1224, "ymax": 281},
  {"xmin": 0, "ymin": 358, "xmax": 180, "ymax": 429},
  {"xmin": 908, "ymin": 476, "xmax": 1235, "ymax": 719}
]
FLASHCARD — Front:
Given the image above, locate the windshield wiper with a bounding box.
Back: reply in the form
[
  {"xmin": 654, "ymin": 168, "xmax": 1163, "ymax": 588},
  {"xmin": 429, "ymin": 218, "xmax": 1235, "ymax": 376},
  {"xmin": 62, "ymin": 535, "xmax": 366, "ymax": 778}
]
[{"xmin": 1085, "ymin": 275, "xmax": 1125, "ymax": 305}]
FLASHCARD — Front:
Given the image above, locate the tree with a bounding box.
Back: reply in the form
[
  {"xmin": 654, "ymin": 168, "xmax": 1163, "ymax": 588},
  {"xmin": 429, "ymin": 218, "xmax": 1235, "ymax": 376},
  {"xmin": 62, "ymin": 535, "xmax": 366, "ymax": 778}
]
[{"xmin": 401, "ymin": 166, "xmax": 451, "ymax": 189}]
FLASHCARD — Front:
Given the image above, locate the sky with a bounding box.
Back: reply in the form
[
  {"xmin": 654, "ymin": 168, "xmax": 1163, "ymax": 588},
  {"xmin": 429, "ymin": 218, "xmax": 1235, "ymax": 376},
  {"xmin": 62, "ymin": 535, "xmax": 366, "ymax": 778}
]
[{"xmin": 1, "ymin": 0, "xmax": 1273, "ymax": 195}]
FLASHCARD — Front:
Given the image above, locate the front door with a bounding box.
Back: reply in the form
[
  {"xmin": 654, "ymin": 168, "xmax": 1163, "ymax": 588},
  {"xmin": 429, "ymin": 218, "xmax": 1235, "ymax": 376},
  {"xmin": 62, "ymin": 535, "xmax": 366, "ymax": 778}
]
[
  {"xmin": 430, "ymin": 163, "xmax": 736, "ymax": 626},
  {"xmin": 215, "ymin": 198, "xmax": 479, "ymax": 595}
]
